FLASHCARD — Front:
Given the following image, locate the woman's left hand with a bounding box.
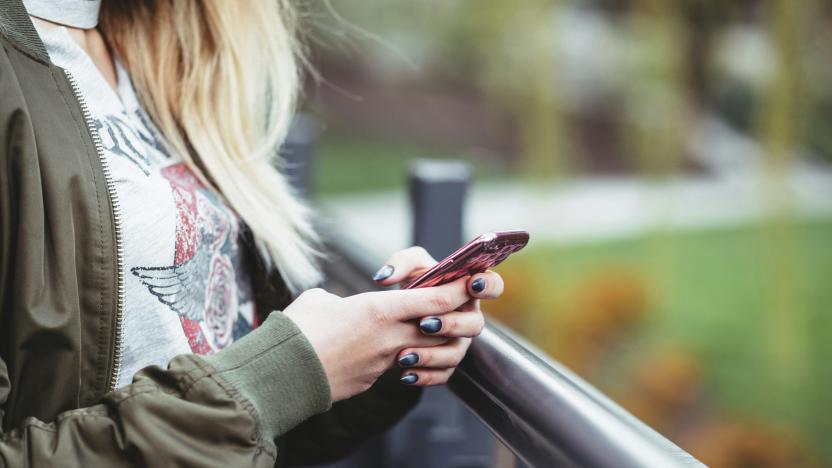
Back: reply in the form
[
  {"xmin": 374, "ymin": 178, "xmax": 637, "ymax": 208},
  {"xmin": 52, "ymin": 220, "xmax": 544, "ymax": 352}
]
[{"xmin": 373, "ymin": 246, "xmax": 504, "ymax": 386}]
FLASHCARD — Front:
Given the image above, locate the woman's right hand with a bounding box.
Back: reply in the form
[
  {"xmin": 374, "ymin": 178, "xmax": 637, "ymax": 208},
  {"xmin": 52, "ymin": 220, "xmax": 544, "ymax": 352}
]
[{"xmin": 282, "ymin": 278, "xmax": 471, "ymax": 402}]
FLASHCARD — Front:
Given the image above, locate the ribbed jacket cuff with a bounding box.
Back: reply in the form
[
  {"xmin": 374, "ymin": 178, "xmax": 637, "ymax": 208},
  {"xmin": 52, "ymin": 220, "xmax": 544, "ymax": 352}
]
[{"xmin": 204, "ymin": 311, "xmax": 332, "ymax": 440}]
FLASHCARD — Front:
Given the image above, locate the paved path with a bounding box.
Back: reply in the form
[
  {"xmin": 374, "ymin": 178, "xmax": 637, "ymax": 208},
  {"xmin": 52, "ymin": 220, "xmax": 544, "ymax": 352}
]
[{"xmin": 320, "ymin": 170, "xmax": 832, "ymax": 257}]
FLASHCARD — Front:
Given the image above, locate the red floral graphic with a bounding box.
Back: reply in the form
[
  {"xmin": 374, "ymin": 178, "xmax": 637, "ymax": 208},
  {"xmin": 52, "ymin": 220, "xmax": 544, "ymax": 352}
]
[{"xmin": 131, "ymin": 163, "xmax": 254, "ymax": 354}]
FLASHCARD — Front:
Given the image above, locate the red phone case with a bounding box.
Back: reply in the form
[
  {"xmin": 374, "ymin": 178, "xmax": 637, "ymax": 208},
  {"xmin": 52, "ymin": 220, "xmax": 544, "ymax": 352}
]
[{"xmin": 403, "ymin": 230, "xmax": 529, "ymax": 289}]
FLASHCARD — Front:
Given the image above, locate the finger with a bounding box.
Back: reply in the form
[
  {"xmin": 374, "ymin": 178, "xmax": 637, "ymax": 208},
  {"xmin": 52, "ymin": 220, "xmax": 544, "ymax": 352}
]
[
  {"xmin": 395, "ymin": 322, "xmax": 451, "ymax": 349},
  {"xmin": 399, "ymin": 368, "xmax": 455, "ymax": 387},
  {"xmin": 387, "ymin": 276, "xmax": 471, "ymax": 321},
  {"xmin": 397, "ymin": 338, "xmax": 471, "ymax": 369},
  {"xmin": 417, "ymin": 309, "xmax": 485, "ymax": 338},
  {"xmin": 467, "ymin": 271, "xmax": 504, "ymax": 300},
  {"xmin": 373, "ymin": 246, "xmax": 437, "ymax": 285}
]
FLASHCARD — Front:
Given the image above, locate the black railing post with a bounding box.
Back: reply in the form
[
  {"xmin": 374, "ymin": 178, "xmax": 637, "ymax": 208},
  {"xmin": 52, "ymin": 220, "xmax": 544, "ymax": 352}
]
[
  {"xmin": 282, "ymin": 114, "xmax": 318, "ymax": 199},
  {"xmin": 409, "ymin": 160, "xmax": 470, "ymax": 258}
]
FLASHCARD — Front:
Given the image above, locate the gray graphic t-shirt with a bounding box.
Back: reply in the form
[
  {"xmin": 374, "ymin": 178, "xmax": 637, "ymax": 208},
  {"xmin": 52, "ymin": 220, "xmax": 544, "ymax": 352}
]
[{"xmin": 34, "ymin": 24, "xmax": 259, "ymax": 389}]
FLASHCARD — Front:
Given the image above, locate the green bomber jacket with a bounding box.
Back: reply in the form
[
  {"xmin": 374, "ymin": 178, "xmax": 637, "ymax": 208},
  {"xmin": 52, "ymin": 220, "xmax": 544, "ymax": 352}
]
[{"xmin": 0, "ymin": 0, "xmax": 420, "ymax": 466}]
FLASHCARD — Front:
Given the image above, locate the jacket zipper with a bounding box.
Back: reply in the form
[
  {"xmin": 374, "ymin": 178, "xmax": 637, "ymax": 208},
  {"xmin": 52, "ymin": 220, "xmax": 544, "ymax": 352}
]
[{"xmin": 64, "ymin": 71, "xmax": 126, "ymax": 392}]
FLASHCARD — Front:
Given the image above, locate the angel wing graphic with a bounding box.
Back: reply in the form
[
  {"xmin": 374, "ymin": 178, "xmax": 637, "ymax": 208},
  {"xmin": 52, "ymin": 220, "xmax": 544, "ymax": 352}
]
[{"xmin": 130, "ymin": 246, "xmax": 212, "ymax": 322}]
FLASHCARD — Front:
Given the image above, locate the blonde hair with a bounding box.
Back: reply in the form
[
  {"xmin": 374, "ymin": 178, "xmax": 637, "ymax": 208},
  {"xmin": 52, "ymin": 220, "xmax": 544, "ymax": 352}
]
[{"xmin": 100, "ymin": 0, "xmax": 321, "ymax": 293}]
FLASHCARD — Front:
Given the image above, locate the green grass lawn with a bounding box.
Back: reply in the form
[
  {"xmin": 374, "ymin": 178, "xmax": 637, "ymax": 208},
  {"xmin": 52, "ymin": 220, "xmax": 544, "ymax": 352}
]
[
  {"xmin": 500, "ymin": 218, "xmax": 832, "ymax": 463},
  {"xmin": 313, "ymin": 131, "xmax": 505, "ymax": 195}
]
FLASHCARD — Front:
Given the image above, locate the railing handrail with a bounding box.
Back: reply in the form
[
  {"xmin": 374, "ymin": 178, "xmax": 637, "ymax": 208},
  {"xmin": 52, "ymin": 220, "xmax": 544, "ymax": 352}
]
[
  {"xmin": 454, "ymin": 318, "xmax": 704, "ymax": 468},
  {"xmin": 322, "ymin": 229, "xmax": 706, "ymax": 468}
]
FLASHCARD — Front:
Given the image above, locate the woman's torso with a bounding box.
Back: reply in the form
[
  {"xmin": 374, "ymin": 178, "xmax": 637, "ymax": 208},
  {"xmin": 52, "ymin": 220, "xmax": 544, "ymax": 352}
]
[{"xmin": 34, "ymin": 23, "xmax": 260, "ymax": 389}]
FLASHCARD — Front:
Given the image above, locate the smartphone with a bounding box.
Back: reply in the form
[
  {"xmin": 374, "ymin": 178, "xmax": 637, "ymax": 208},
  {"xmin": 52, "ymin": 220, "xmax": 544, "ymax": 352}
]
[{"xmin": 403, "ymin": 230, "xmax": 530, "ymax": 290}]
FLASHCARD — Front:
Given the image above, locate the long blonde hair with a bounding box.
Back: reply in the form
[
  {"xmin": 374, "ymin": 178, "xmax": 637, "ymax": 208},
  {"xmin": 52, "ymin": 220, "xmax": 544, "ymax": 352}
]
[{"xmin": 100, "ymin": 0, "xmax": 321, "ymax": 294}]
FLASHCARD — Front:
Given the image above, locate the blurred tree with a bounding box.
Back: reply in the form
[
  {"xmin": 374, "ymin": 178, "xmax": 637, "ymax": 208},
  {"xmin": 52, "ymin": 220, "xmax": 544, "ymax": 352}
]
[{"xmin": 757, "ymin": 0, "xmax": 813, "ymax": 443}]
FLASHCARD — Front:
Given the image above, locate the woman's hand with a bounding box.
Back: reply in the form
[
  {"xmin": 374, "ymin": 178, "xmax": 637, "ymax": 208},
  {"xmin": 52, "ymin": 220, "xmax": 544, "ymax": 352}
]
[
  {"xmin": 282, "ymin": 277, "xmax": 470, "ymax": 402},
  {"xmin": 372, "ymin": 247, "xmax": 504, "ymax": 387}
]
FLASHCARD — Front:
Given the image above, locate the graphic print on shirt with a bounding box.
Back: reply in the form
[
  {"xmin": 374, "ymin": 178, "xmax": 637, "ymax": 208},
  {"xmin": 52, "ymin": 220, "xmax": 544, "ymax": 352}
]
[
  {"xmin": 131, "ymin": 164, "xmax": 256, "ymax": 354},
  {"xmin": 94, "ymin": 107, "xmax": 169, "ymax": 176}
]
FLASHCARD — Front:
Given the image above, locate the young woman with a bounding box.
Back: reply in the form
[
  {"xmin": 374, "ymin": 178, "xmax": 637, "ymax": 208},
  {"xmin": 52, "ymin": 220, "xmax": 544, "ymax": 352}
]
[{"xmin": 0, "ymin": 0, "xmax": 505, "ymax": 466}]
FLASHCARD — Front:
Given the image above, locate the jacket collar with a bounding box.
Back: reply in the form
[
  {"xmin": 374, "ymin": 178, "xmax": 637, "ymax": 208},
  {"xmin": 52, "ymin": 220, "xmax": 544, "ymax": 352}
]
[{"xmin": 0, "ymin": 0, "xmax": 50, "ymax": 63}]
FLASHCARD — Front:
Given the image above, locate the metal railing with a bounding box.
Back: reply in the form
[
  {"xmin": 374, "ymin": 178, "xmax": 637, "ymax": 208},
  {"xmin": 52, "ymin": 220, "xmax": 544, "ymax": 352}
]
[
  {"xmin": 286, "ymin": 120, "xmax": 705, "ymax": 468},
  {"xmin": 448, "ymin": 314, "xmax": 704, "ymax": 468}
]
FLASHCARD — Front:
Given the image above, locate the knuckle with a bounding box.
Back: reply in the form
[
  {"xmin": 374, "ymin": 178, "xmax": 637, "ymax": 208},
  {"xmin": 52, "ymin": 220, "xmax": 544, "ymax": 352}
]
[
  {"xmin": 365, "ymin": 298, "xmax": 389, "ymax": 324},
  {"xmin": 400, "ymin": 294, "xmax": 417, "ymax": 311},
  {"xmin": 380, "ymin": 336, "xmax": 400, "ymax": 356},
  {"xmin": 373, "ymin": 330, "xmax": 394, "ymax": 353},
  {"xmin": 441, "ymin": 315, "xmax": 457, "ymax": 334},
  {"xmin": 475, "ymin": 314, "xmax": 485, "ymax": 335},
  {"xmin": 430, "ymin": 295, "xmax": 452, "ymax": 313}
]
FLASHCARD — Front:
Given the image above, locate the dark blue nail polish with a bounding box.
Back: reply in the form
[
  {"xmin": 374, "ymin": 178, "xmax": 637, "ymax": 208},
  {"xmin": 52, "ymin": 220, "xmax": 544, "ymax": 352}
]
[
  {"xmin": 471, "ymin": 278, "xmax": 487, "ymax": 293},
  {"xmin": 398, "ymin": 353, "xmax": 419, "ymax": 367},
  {"xmin": 373, "ymin": 265, "xmax": 394, "ymax": 281},
  {"xmin": 419, "ymin": 317, "xmax": 442, "ymax": 334},
  {"xmin": 400, "ymin": 373, "xmax": 418, "ymax": 385}
]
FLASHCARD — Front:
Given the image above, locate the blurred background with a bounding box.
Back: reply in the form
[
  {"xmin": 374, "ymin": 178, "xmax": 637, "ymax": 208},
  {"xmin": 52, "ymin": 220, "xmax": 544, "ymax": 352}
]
[{"xmin": 296, "ymin": 1, "xmax": 832, "ymax": 467}]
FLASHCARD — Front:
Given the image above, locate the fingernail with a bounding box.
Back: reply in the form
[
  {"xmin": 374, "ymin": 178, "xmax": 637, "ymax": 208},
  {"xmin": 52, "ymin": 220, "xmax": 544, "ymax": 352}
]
[
  {"xmin": 398, "ymin": 353, "xmax": 420, "ymax": 367},
  {"xmin": 400, "ymin": 373, "xmax": 419, "ymax": 385},
  {"xmin": 373, "ymin": 265, "xmax": 394, "ymax": 281},
  {"xmin": 471, "ymin": 277, "xmax": 487, "ymax": 293},
  {"xmin": 419, "ymin": 317, "xmax": 442, "ymax": 334}
]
